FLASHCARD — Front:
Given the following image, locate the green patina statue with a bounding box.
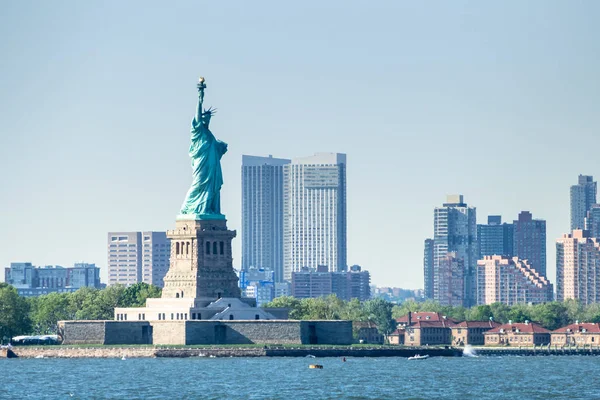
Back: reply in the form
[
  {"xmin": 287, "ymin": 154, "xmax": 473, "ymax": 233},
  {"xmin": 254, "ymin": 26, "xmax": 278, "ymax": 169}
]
[{"xmin": 179, "ymin": 77, "xmax": 227, "ymax": 220}]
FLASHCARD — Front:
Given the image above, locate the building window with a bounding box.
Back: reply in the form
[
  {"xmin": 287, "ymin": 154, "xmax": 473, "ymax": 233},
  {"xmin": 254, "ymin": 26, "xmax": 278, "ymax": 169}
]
[
  {"xmin": 171, "ymin": 313, "xmax": 174, "ymax": 320},
  {"xmin": 198, "ymin": 313, "xmax": 201, "ymax": 320},
  {"xmin": 213, "ymin": 242, "xmax": 218, "ymax": 255},
  {"xmin": 255, "ymin": 314, "xmax": 260, "ymax": 320},
  {"xmin": 186, "ymin": 242, "xmax": 190, "ymax": 255},
  {"xmin": 176, "ymin": 242, "xmax": 180, "ymax": 255},
  {"xmin": 229, "ymin": 315, "xmax": 234, "ymax": 320},
  {"xmin": 158, "ymin": 313, "xmax": 162, "ymax": 320},
  {"xmin": 220, "ymin": 242, "xmax": 224, "ymax": 255},
  {"xmin": 176, "ymin": 293, "xmax": 180, "ymax": 298},
  {"xmin": 162, "ymin": 313, "xmax": 166, "ymax": 320},
  {"xmin": 206, "ymin": 241, "xmax": 210, "ymax": 254},
  {"xmin": 192, "ymin": 313, "xmax": 196, "ymax": 320},
  {"xmin": 185, "ymin": 313, "xmax": 188, "ymax": 320}
]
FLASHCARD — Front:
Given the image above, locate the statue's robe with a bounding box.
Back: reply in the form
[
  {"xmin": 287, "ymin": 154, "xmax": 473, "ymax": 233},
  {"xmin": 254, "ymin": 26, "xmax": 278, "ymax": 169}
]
[{"xmin": 180, "ymin": 116, "xmax": 227, "ymax": 216}]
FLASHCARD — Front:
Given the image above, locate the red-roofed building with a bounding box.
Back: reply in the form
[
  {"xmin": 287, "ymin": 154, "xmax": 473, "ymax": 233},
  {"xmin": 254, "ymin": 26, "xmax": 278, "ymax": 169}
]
[
  {"xmin": 484, "ymin": 321, "xmax": 551, "ymax": 347},
  {"xmin": 392, "ymin": 312, "xmax": 456, "ymax": 346},
  {"xmin": 396, "ymin": 312, "xmax": 458, "ymax": 326},
  {"xmin": 551, "ymin": 323, "xmax": 600, "ymax": 347},
  {"xmin": 451, "ymin": 320, "xmax": 501, "ymax": 346}
]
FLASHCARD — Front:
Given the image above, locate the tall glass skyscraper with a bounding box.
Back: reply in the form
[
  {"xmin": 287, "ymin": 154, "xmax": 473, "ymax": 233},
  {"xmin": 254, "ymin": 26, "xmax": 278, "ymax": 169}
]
[
  {"xmin": 283, "ymin": 153, "xmax": 347, "ymax": 281},
  {"xmin": 423, "ymin": 238, "xmax": 434, "ymax": 299},
  {"xmin": 241, "ymin": 155, "xmax": 291, "ymax": 283},
  {"xmin": 570, "ymin": 175, "xmax": 597, "ymax": 231},
  {"xmin": 432, "ymin": 195, "xmax": 477, "ymax": 307}
]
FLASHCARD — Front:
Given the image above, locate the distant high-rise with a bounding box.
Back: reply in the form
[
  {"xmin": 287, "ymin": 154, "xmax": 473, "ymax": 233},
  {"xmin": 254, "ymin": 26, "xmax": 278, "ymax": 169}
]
[
  {"xmin": 570, "ymin": 175, "xmax": 597, "ymax": 231},
  {"xmin": 556, "ymin": 230, "xmax": 600, "ymax": 304},
  {"xmin": 585, "ymin": 204, "xmax": 600, "ymax": 238},
  {"xmin": 291, "ymin": 265, "xmax": 370, "ymax": 301},
  {"xmin": 432, "ymin": 195, "xmax": 477, "ymax": 307},
  {"xmin": 241, "ymin": 155, "xmax": 291, "ymax": 283},
  {"xmin": 107, "ymin": 232, "xmax": 170, "ymax": 287},
  {"xmin": 283, "ymin": 153, "xmax": 347, "ymax": 281},
  {"xmin": 4, "ymin": 262, "xmax": 101, "ymax": 297},
  {"xmin": 423, "ymin": 238, "xmax": 434, "ymax": 299},
  {"xmin": 513, "ymin": 211, "xmax": 546, "ymax": 277},
  {"xmin": 477, "ymin": 215, "xmax": 514, "ymax": 259},
  {"xmin": 476, "ymin": 256, "xmax": 553, "ymax": 305}
]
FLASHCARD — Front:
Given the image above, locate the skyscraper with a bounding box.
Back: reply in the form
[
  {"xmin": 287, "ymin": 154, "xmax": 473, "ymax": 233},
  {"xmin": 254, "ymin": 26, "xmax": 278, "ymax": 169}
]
[
  {"xmin": 283, "ymin": 153, "xmax": 347, "ymax": 281},
  {"xmin": 570, "ymin": 175, "xmax": 597, "ymax": 231},
  {"xmin": 432, "ymin": 195, "xmax": 477, "ymax": 307},
  {"xmin": 513, "ymin": 211, "xmax": 546, "ymax": 277},
  {"xmin": 585, "ymin": 204, "xmax": 600, "ymax": 238},
  {"xmin": 107, "ymin": 231, "xmax": 170, "ymax": 287},
  {"xmin": 477, "ymin": 215, "xmax": 514, "ymax": 259},
  {"xmin": 556, "ymin": 230, "xmax": 600, "ymax": 304},
  {"xmin": 241, "ymin": 155, "xmax": 291, "ymax": 282},
  {"xmin": 423, "ymin": 238, "xmax": 434, "ymax": 299}
]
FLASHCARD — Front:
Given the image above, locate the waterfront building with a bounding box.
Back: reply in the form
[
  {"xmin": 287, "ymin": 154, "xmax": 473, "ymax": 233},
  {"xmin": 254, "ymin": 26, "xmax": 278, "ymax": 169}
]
[
  {"xmin": 283, "ymin": 153, "xmax": 347, "ymax": 281},
  {"xmin": 107, "ymin": 231, "xmax": 170, "ymax": 287},
  {"xmin": 432, "ymin": 195, "xmax": 477, "ymax": 307},
  {"xmin": 4, "ymin": 262, "xmax": 101, "ymax": 297},
  {"xmin": 423, "ymin": 238, "xmax": 434, "ymax": 299},
  {"xmin": 355, "ymin": 322, "xmax": 384, "ymax": 344},
  {"xmin": 477, "ymin": 215, "xmax": 513, "ymax": 258},
  {"xmin": 570, "ymin": 175, "xmax": 597, "ymax": 231},
  {"xmin": 291, "ymin": 265, "xmax": 370, "ymax": 301},
  {"xmin": 401, "ymin": 318, "xmax": 453, "ymax": 347},
  {"xmin": 513, "ymin": 211, "xmax": 547, "ymax": 277},
  {"xmin": 241, "ymin": 155, "xmax": 290, "ymax": 282},
  {"xmin": 556, "ymin": 230, "xmax": 600, "ymax": 304},
  {"xmin": 551, "ymin": 322, "xmax": 600, "ymax": 347},
  {"xmin": 484, "ymin": 321, "xmax": 551, "ymax": 347},
  {"xmin": 476, "ymin": 255, "xmax": 553, "ymax": 305},
  {"xmin": 396, "ymin": 311, "xmax": 459, "ymax": 326},
  {"xmin": 450, "ymin": 321, "xmax": 501, "ymax": 346},
  {"xmin": 436, "ymin": 253, "xmax": 465, "ymax": 307}
]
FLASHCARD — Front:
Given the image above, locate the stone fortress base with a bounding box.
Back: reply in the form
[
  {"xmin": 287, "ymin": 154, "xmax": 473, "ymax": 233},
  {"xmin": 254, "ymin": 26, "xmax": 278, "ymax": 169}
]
[
  {"xmin": 58, "ymin": 320, "xmax": 353, "ymax": 346},
  {"xmin": 59, "ymin": 218, "xmax": 353, "ymax": 346}
]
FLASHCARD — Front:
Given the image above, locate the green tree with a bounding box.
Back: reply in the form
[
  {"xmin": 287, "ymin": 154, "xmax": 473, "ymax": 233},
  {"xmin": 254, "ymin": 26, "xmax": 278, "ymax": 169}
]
[
  {"xmin": 467, "ymin": 305, "xmax": 493, "ymax": 321},
  {"xmin": 28, "ymin": 292, "xmax": 71, "ymax": 334},
  {"xmin": 263, "ymin": 296, "xmax": 306, "ymax": 319},
  {"xmin": 530, "ymin": 302, "xmax": 569, "ymax": 331},
  {"xmin": 363, "ymin": 298, "xmax": 396, "ymax": 341},
  {"xmin": 506, "ymin": 303, "xmax": 533, "ymax": 324},
  {"xmin": 121, "ymin": 283, "xmax": 162, "ymax": 307},
  {"xmin": 489, "ymin": 303, "xmax": 511, "ymax": 323},
  {"xmin": 0, "ymin": 283, "xmax": 31, "ymax": 341}
]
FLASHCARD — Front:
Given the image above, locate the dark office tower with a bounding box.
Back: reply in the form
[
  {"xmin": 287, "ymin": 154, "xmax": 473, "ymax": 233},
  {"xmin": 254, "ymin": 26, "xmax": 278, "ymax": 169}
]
[
  {"xmin": 424, "ymin": 238, "xmax": 434, "ymax": 299},
  {"xmin": 570, "ymin": 175, "xmax": 597, "ymax": 231},
  {"xmin": 477, "ymin": 215, "xmax": 514, "ymax": 259},
  {"xmin": 513, "ymin": 211, "xmax": 547, "ymax": 277}
]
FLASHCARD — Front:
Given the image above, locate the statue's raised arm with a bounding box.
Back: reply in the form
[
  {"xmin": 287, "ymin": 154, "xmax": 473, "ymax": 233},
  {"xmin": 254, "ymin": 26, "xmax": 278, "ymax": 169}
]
[{"xmin": 195, "ymin": 77, "xmax": 206, "ymax": 123}]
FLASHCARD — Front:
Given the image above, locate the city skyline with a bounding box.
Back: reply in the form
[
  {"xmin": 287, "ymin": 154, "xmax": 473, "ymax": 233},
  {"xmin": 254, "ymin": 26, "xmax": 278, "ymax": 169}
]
[{"xmin": 2, "ymin": 2, "xmax": 600, "ymax": 288}]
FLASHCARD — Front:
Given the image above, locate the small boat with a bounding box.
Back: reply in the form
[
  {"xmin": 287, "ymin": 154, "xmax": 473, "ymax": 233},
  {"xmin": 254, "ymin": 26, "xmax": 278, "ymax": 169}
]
[
  {"xmin": 309, "ymin": 364, "xmax": 323, "ymax": 369},
  {"xmin": 408, "ymin": 354, "xmax": 429, "ymax": 361},
  {"xmin": 35, "ymin": 355, "xmax": 44, "ymax": 359},
  {"xmin": 121, "ymin": 356, "xmax": 127, "ymax": 361}
]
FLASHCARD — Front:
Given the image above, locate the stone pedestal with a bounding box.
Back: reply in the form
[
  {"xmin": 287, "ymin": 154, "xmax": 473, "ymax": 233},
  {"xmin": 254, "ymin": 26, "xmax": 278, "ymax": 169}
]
[{"xmin": 162, "ymin": 218, "xmax": 240, "ymax": 299}]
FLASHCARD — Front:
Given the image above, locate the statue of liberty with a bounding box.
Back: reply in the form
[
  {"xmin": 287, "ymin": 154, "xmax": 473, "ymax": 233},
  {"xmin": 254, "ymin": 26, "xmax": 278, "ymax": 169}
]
[{"xmin": 179, "ymin": 77, "xmax": 227, "ymax": 219}]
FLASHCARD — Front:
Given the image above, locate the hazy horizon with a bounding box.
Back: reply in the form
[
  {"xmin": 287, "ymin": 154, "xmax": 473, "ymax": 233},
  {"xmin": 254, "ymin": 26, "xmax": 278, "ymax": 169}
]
[{"xmin": 1, "ymin": 1, "xmax": 599, "ymax": 289}]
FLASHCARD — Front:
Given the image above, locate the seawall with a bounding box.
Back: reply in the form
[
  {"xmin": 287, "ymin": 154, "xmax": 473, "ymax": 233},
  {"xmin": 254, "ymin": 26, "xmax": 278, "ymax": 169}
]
[{"xmin": 9, "ymin": 346, "xmax": 461, "ymax": 359}]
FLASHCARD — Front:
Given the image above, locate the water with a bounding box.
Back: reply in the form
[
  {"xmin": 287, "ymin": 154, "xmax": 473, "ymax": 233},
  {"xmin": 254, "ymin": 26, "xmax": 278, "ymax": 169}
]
[{"xmin": 1, "ymin": 356, "xmax": 599, "ymax": 399}]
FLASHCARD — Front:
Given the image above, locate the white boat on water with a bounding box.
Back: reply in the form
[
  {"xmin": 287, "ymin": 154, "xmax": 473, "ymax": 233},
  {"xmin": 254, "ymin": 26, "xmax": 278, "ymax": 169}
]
[{"xmin": 408, "ymin": 354, "xmax": 429, "ymax": 361}]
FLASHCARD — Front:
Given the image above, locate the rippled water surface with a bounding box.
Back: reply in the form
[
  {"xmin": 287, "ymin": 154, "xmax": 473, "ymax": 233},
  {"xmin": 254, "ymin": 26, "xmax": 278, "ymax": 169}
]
[{"xmin": 2, "ymin": 355, "xmax": 599, "ymax": 399}]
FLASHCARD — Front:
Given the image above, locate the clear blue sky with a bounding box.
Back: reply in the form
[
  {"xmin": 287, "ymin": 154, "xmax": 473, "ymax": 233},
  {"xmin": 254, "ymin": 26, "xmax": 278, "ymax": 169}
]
[{"xmin": 1, "ymin": 1, "xmax": 599, "ymax": 288}]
